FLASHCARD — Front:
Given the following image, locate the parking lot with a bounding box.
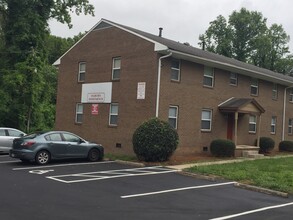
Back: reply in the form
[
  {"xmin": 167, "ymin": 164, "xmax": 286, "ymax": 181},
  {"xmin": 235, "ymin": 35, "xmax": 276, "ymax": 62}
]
[{"xmin": 1, "ymin": 154, "xmax": 293, "ymax": 220}]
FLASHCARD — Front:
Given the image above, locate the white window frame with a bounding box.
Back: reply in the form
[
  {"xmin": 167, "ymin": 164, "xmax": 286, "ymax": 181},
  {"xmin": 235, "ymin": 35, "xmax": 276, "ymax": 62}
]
[
  {"xmin": 271, "ymin": 116, "xmax": 276, "ymax": 134},
  {"xmin": 171, "ymin": 59, "xmax": 180, "ymax": 81},
  {"xmin": 168, "ymin": 106, "xmax": 178, "ymax": 129},
  {"xmin": 203, "ymin": 66, "xmax": 214, "ymax": 87},
  {"xmin": 272, "ymin": 83, "xmax": 278, "ymax": 100},
  {"xmin": 289, "ymin": 89, "xmax": 293, "ymax": 103},
  {"xmin": 250, "ymin": 78, "xmax": 258, "ymax": 96},
  {"xmin": 230, "ymin": 72, "xmax": 238, "ymax": 86},
  {"xmin": 109, "ymin": 103, "xmax": 119, "ymax": 126},
  {"xmin": 78, "ymin": 62, "xmax": 86, "ymax": 82},
  {"xmin": 75, "ymin": 103, "xmax": 83, "ymax": 123},
  {"xmin": 249, "ymin": 115, "xmax": 257, "ymax": 133},
  {"xmin": 289, "ymin": 118, "xmax": 293, "ymax": 135},
  {"xmin": 201, "ymin": 109, "xmax": 212, "ymax": 131},
  {"xmin": 112, "ymin": 57, "xmax": 121, "ymax": 80}
]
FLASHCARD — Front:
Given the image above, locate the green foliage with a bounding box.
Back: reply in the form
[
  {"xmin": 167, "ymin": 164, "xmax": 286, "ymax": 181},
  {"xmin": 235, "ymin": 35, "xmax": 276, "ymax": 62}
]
[
  {"xmin": 279, "ymin": 141, "xmax": 293, "ymax": 152},
  {"xmin": 258, "ymin": 137, "xmax": 275, "ymax": 153},
  {"xmin": 0, "ymin": 0, "xmax": 94, "ymax": 132},
  {"xmin": 210, "ymin": 139, "xmax": 235, "ymax": 157},
  {"xmin": 199, "ymin": 7, "xmax": 293, "ymax": 73},
  {"xmin": 132, "ymin": 118, "xmax": 179, "ymax": 162}
]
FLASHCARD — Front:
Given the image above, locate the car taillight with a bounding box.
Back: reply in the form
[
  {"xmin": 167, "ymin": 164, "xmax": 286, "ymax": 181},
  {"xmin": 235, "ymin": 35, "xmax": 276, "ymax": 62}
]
[{"xmin": 21, "ymin": 141, "xmax": 35, "ymax": 147}]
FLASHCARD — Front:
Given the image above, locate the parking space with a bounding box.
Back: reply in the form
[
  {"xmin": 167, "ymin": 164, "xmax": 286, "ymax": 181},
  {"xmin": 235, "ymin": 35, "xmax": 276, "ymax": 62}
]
[{"xmin": 0, "ymin": 155, "xmax": 292, "ymax": 220}]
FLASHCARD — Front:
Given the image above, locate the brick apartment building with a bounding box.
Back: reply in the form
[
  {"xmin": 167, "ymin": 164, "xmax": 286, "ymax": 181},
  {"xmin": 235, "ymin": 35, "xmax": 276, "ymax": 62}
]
[{"xmin": 54, "ymin": 18, "xmax": 293, "ymax": 156}]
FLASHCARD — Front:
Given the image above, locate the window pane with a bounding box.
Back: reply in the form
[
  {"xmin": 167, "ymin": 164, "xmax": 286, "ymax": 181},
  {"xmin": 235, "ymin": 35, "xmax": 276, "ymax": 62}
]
[
  {"xmin": 204, "ymin": 66, "xmax": 213, "ymax": 76},
  {"xmin": 0, "ymin": 129, "xmax": 6, "ymax": 136},
  {"xmin": 8, "ymin": 130, "xmax": 22, "ymax": 137},
  {"xmin": 249, "ymin": 124, "xmax": 256, "ymax": 132},
  {"xmin": 113, "ymin": 58, "xmax": 121, "ymax": 68},
  {"xmin": 202, "ymin": 110, "xmax": 211, "ymax": 120},
  {"xmin": 249, "ymin": 116, "xmax": 256, "ymax": 123},
  {"xmin": 169, "ymin": 107, "xmax": 177, "ymax": 117},
  {"xmin": 63, "ymin": 133, "xmax": 80, "ymax": 142},
  {"xmin": 79, "ymin": 72, "xmax": 85, "ymax": 81},
  {"xmin": 112, "ymin": 69, "xmax": 120, "ymax": 79},
  {"xmin": 111, "ymin": 104, "xmax": 118, "ymax": 114},
  {"xmin": 171, "ymin": 60, "xmax": 180, "ymax": 69},
  {"xmin": 169, "ymin": 118, "xmax": 177, "ymax": 129},
  {"xmin": 76, "ymin": 104, "xmax": 83, "ymax": 113},
  {"xmin": 171, "ymin": 69, "xmax": 179, "ymax": 81},
  {"xmin": 110, "ymin": 115, "xmax": 118, "ymax": 125},
  {"xmin": 204, "ymin": 77, "xmax": 213, "ymax": 86},
  {"xmin": 201, "ymin": 121, "xmax": 211, "ymax": 130},
  {"xmin": 79, "ymin": 63, "xmax": 86, "ymax": 72},
  {"xmin": 76, "ymin": 114, "xmax": 82, "ymax": 123}
]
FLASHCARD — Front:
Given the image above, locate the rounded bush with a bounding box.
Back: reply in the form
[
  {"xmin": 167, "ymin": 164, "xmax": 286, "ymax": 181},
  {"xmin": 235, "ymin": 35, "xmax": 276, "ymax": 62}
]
[
  {"xmin": 210, "ymin": 139, "xmax": 235, "ymax": 157},
  {"xmin": 279, "ymin": 141, "xmax": 293, "ymax": 152},
  {"xmin": 258, "ymin": 137, "xmax": 275, "ymax": 153},
  {"xmin": 132, "ymin": 118, "xmax": 179, "ymax": 162}
]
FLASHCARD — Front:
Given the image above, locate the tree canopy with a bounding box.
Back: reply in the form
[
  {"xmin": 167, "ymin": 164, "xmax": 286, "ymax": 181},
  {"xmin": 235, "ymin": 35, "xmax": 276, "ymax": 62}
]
[
  {"xmin": 199, "ymin": 8, "xmax": 293, "ymax": 74},
  {"xmin": 0, "ymin": 0, "xmax": 94, "ymax": 132}
]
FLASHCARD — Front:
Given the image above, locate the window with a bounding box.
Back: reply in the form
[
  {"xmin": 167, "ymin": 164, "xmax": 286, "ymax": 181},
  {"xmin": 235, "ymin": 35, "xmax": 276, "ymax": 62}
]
[
  {"xmin": 289, "ymin": 89, "xmax": 293, "ymax": 102},
  {"xmin": 8, "ymin": 129, "xmax": 23, "ymax": 137},
  {"xmin": 203, "ymin": 66, "xmax": 214, "ymax": 87},
  {"xmin": 249, "ymin": 115, "xmax": 257, "ymax": 133},
  {"xmin": 78, "ymin": 62, "xmax": 86, "ymax": 82},
  {"xmin": 45, "ymin": 133, "xmax": 62, "ymax": 141},
  {"xmin": 201, "ymin": 109, "xmax": 212, "ymax": 131},
  {"xmin": 63, "ymin": 133, "xmax": 80, "ymax": 142},
  {"xmin": 250, "ymin": 78, "xmax": 258, "ymax": 96},
  {"xmin": 168, "ymin": 106, "xmax": 178, "ymax": 129},
  {"xmin": 272, "ymin": 84, "xmax": 278, "ymax": 100},
  {"xmin": 75, "ymin": 103, "xmax": 83, "ymax": 123},
  {"xmin": 112, "ymin": 57, "xmax": 121, "ymax": 80},
  {"xmin": 171, "ymin": 59, "xmax": 180, "ymax": 81},
  {"xmin": 289, "ymin": 119, "xmax": 293, "ymax": 135},
  {"xmin": 0, "ymin": 129, "xmax": 6, "ymax": 136},
  {"xmin": 109, "ymin": 103, "xmax": 119, "ymax": 125},
  {"xmin": 271, "ymin": 116, "xmax": 276, "ymax": 134},
  {"xmin": 230, "ymin": 72, "xmax": 238, "ymax": 86}
]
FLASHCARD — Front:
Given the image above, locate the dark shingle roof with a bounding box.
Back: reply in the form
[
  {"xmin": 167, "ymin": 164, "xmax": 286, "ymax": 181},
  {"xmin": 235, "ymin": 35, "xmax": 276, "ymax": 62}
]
[
  {"xmin": 102, "ymin": 19, "xmax": 293, "ymax": 86},
  {"xmin": 218, "ymin": 98, "xmax": 265, "ymax": 113}
]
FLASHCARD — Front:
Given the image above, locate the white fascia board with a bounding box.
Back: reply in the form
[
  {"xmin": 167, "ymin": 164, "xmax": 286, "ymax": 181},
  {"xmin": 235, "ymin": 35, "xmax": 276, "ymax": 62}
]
[{"xmin": 170, "ymin": 50, "xmax": 293, "ymax": 86}]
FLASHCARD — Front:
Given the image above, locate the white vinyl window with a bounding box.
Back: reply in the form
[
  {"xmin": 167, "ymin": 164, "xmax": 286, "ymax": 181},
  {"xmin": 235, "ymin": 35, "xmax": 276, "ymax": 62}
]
[
  {"xmin": 271, "ymin": 116, "xmax": 276, "ymax": 134},
  {"xmin": 250, "ymin": 78, "xmax": 258, "ymax": 96},
  {"xmin": 112, "ymin": 57, "xmax": 121, "ymax": 80},
  {"xmin": 201, "ymin": 109, "xmax": 212, "ymax": 131},
  {"xmin": 109, "ymin": 103, "xmax": 119, "ymax": 125},
  {"xmin": 230, "ymin": 72, "xmax": 238, "ymax": 86},
  {"xmin": 75, "ymin": 103, "xmax": 83, "ymax": 123},
  {"xmin": 203, "ymin": 66, "xmax": 214, "ymax": 87},
  {"xmin": 168, "ymin": 106, "xmax": 178, "ymax": 129},
  {"xmin": 272, "ymin": 84, "xmax": 278, "ymax": 100},
  {"xmin": 249, "ymin": 115, "xmax": 257, "ymax": 133},
  {"xmin": 78, "ymin": 62, "xmax": 86, "ymax": 82},
  {"xmin": 289, "ymin": 89, "xmax": 293, "ymax": 102},
  {"xmin": 171, "ymin": 59, "xmax": 180, "ymax": 81},
  {"xmin": 289, "ymin": 119, "xmax": 293, "ymax": 135}
]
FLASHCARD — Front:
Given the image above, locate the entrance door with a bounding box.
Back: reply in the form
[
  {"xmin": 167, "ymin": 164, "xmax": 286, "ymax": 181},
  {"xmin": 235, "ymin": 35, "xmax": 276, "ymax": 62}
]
[{"xmin": 227, "ymin": 113, "xmax": 234, "ymax": 140}]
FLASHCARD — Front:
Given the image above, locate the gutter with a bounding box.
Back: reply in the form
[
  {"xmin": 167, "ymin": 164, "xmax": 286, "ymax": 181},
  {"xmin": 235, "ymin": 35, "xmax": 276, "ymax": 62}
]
[
  {"xmin": 156, "ymin": 51, "xmax": 172, "ymax": 117},
  {"xmin": 282, "ymin": 86, "xmax": 293, "ymax": 140}
]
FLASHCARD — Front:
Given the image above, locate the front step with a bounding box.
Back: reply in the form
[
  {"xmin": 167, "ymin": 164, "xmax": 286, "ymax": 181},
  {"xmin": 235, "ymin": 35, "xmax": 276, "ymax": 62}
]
[{"xmin": 235, "ymin": 145, "xmax": 264, "ymax": 158}]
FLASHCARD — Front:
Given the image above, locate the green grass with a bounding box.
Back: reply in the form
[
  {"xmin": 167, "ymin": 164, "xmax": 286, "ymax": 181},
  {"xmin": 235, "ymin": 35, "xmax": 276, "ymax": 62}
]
[{"xmin": 186, "ymin": 157, "xmax": 293, "ymax": 193}]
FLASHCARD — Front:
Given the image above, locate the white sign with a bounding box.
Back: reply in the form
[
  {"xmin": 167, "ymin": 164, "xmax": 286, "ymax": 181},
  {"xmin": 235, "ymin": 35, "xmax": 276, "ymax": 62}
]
[
  {"xmin": 81, "ymin": 83, "xmax": 112, "ymax": 103},
  {"xmin": 137, "ymin": 82, "xmax": 146, "ymax": 99}
]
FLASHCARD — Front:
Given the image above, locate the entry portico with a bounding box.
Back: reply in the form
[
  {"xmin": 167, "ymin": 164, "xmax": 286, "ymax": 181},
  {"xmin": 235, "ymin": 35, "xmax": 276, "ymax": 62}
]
[{"xmin": 218, "ymin": 97, "xmax": 265, "ymax": 147}]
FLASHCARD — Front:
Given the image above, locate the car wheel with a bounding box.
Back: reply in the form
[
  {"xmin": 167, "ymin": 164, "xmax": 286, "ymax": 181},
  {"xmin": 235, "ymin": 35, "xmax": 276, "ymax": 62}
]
[
  {"xmin": 35, "ymin": 150, "xmax": 50, "ymax": 165},
  {"xmin": 88, "ymin": 149, "xmax": 101, "ymax": 162}
]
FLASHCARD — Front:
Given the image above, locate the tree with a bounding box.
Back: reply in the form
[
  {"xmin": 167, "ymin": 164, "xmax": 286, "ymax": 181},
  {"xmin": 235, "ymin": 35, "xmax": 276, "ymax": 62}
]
[
  {"xmin": 0, "ymin": 0, "xmax": 94, "ymax": 132},
  {"xmin": 199, "ymin": 7, "xmax": 293, "ymax": 74}
]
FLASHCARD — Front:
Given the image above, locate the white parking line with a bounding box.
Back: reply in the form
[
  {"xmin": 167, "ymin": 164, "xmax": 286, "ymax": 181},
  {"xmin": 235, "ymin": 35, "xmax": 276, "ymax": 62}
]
[
  {"xmin": 47, "ymin": 167, "xmax": 177, "ymax": 183},
  {"xmin": 12, "ymin": 161, "xmax": 115, "ymax": 170},
  {"xmin": 121, "ymin": 181, "xmax": 236, "ymax": 198},
  {"xmin": 210, "ymin": 202, "xmax": 293, "ymax": 220}
]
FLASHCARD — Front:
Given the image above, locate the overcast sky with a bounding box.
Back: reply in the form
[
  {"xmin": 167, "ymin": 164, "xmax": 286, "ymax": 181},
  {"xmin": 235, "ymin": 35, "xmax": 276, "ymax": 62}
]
[{"xmin": 49, "ymin": 0, "xmax": 293, "ymax": 52}]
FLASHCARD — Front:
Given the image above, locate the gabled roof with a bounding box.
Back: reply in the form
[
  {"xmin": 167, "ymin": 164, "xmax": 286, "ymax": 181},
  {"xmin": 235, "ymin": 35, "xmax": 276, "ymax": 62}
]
[
  {"xmin": 218, "ymin": 97, "xmax": 265, "ymax": 114},
  {"xmin": 54, "ymin": 18, "xmax": 293, "ymax": 86}
]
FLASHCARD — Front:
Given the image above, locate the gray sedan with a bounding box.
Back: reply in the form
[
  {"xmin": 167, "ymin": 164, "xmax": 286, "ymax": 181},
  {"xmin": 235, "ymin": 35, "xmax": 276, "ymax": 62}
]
[
  {"xmin": 10, "ymin": 131, "xmax": 104, "ymax": 165},
  {"xmin": 0, "ymin": 127, "xmax": 26, "ymax": 153}
]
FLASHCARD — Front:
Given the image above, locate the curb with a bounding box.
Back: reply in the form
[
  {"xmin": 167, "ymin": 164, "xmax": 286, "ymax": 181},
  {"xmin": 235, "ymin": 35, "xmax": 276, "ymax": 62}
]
[
  {"xmin": 234, "ymin": 183, "xmax": 289, "ymax": 198},
  {"xmin": 115, "ymin": 159, "xmax": 145, "ymax": 167}
]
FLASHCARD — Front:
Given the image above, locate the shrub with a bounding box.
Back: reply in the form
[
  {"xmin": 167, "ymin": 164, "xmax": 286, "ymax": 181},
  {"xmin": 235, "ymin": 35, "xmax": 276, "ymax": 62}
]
[
  {"xmin": 210, "ymin": 139, "xmax": 235, "ymax": 157},
  {"xmin": 132, "ymin": 118, "xmax": 179, "ymax": 162},
  {"xmin": 279, "ymin": 141, "xmax": 293, "ymax": 152},
  {"xmin": 257, "ymin": 137, "xmax": 275, "ymax": 153}
]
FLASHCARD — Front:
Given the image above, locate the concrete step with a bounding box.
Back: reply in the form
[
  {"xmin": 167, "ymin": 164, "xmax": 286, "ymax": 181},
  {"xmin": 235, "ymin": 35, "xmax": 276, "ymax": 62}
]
[
  {"xmin": 242, "ymin": 150, "xmax": 259, "ymax": 157},
  {"xmin": 247, "ymin": 153, "xmax": 265, "ymax": 159}
]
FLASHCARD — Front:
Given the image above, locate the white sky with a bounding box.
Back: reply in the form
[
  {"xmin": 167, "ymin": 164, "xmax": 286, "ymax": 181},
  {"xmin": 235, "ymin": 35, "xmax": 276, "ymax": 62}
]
[{"xmin": 49, "ymin": 0, "xmax": 293, "ymax": 52}]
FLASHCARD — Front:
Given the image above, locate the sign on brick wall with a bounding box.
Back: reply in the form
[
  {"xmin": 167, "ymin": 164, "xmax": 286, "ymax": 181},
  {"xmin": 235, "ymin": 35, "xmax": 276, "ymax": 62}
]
[{"xmin": 81, "ymin": 82, "xmax": 112, "ymax": 103}]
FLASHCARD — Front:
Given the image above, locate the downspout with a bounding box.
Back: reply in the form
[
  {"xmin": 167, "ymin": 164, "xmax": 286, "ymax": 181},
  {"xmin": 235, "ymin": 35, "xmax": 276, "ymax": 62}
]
[
  {"xmin": 156, "ymin": 51, "xmax": 172, "ymax": 117},
  {"xmin": 282, "ymin": 86, "xmax": 293, "ymax": 140}
]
